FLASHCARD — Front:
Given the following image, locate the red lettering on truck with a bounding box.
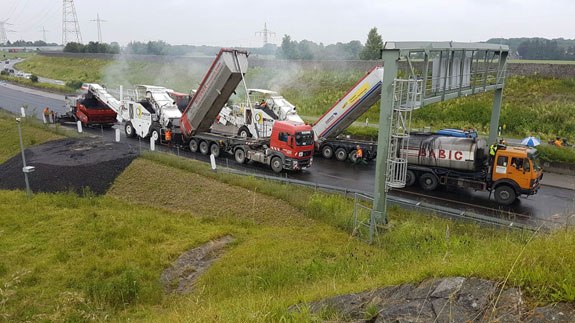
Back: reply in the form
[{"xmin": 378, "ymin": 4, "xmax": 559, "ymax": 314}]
[
  {"xmin": 439, "ymin": 149, "xmax": 446, "ymax": 159},
  {"xmin": 454, "ymin": 151, "xmax": 463, "ymax": 160}
]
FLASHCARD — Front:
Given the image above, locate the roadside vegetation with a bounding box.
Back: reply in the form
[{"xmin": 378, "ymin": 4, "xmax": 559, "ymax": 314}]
[
  {"xmin": 0, "ymin": 73, "xmax": 74, "ymax": 92},
  {"xmin": 537, "ymin": 144, "xmax": 575, "ymax": 163},
  {"xmin": 0, "ymin": 111, "xmax": 575, "ymax": 320}
]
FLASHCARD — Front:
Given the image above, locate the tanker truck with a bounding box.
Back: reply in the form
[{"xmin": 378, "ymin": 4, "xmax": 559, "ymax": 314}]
[{"xmin": 403, "ymin": 134, "xmax": 543, "ymax": 205}]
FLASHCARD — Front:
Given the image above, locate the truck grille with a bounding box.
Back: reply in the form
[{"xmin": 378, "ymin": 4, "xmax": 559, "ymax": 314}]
[{"xmin": 301, "ymin": 150, "xmax": 312, "ymax": 157}]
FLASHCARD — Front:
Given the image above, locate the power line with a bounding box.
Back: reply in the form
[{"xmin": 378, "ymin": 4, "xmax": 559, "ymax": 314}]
[
  {"xmin": 255, "ymin": 22, "xmax": 276, "ymax": 46},
  {"xmin": 40, "ymin": 26, "xmax": 49, "ymax": 42},
  {"xmin": 90, "ymin": 13, "xmax": 107, "ymax": 43},
  {"xmin": 62, "ymin": 0, "xmax": 82, "ymax": 44}
]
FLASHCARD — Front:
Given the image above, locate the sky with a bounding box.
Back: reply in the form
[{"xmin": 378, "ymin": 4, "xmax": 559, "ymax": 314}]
[{"xmin": 1, "ymin": 0, "xmax": 574, "ymax": 46}]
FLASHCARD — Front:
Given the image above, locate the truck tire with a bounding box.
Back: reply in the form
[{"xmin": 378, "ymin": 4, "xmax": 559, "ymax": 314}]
[
  {"xmin": 238, "ymin": 126, "xmax": 251, "ymax": 138},
  {"xmin": 125, "ymin": 122, "xmax": 136, "ymax": 138},
  {"xmin": 321, "ymin": 145, "xmax": 334, "ymax": 159},
  {"xmin": 335, "ymin": 148, "xmax": 348, "ymax": 162},
  {"xmin": 150, "ymin": 128, "xmax": 160, "ymax": 143},
  {"xmin": 199, "ymin": 141, "xmax": 210, "ymax": 155},
  {"xmin": 234, "ymin": 148, "xmax": 246, "ymax": 164},
  {"xmin": 349, "ymin": 150, "xmax": 358, "ymax": 163},
  {"xmin": 494, "ymin": 185, "xmax": 516, "ymax": 205},
  {"xmin": 419, "ymin": 173, "xmax": 438, "ymax": 191},
  {"xmin": 189, "ymin": 139, "xmax": 199, "ymax": 152},
  {"xmin": 406, "ymin": 170, "xmax": 416, "ymax": 187},
  {"xmin": 210, "ymin": 143, "xmax": 221, "ymax": 158},
  {"xmin": 271, "ymin": 156, "xmax": 283, "ymax": 173}
]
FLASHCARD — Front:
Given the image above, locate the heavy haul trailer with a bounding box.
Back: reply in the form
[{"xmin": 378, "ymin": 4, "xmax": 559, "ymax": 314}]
[
  {"xmin": 311, "ymin": 66, "xmax": 383, "ymax": 162},
  {"xmin": 179, "ymin": 48, "xmax": 314, "ymax": 172},
  {"xmin": 58, "ymin": 84, "xmax": 118, "ymax": 126},
  {"xmin": 403, "ymin": 134, "xmax": 543, "ymax": 205}
]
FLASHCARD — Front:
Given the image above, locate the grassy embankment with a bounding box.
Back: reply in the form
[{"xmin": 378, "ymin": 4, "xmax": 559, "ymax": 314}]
[{"xmin": 1, "ymin": 112, "xmax": 575, "ymax": 320}]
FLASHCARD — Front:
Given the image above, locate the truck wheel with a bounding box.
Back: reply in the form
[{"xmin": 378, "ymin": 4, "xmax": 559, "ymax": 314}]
[
  {"xmin": 199, "ymin": 141, "xmax": 210, "ymax": 155},
  {"xmin": 234, "ymin": 149, "xmax": 246, "ymax": 164},
  {"xmin": 210, "ymin": 143, "xmax": 221, "ymax": 158},
  {"xmin": 419, "ymin": 173, "xmax": 438, "ymax": 191},
  {"xmin": 125, "ymin": 122, "xmax": 136, "ymax": 138},
  {"xmin": 349, "ymin": 150, "xmax": 358, "ymax": 163},
  {"xmin": 238, "ymin": 126, "xmax": 251, "ymax": 138},
  {"xmin": 321, "ymin": 145, "xmax": 334, "ymax": 159},
  {"xmin": 335, "ymin": 148, "xmax": 348, "ymax": 162},
  {"xmin": 271, "ymin": 156, "xmax": 283, "ymax": 173},
  {"xmin": 494, "ymin": 185, "xmax": 516, "ymax": 205},
  {"xmin": 189, "ymin": 139, "xmax": 199, "ymax": 152},
  {"xmin": 150, "ymin": 128, "xmax": 160, "ymax": 143},
  {"xmin": 406, "ymin": 170, "xmax": 416, "ymax": 187}
]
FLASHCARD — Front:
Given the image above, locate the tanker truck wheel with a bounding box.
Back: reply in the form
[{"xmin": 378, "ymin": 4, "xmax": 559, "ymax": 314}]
[
  {"xmin": 189, "ymin": 139, "xmax": 199, "ymax": 152},
  {"xmin": 210, "ymin": 143, "xmax": 221, "ymax": 158},
  {"xmin": 321, "ymin": 145, "xmax": 334, "ymax": 159},
  {"xmin": 125, "ymin": 122, "xmax": 136, "ymax": 138},
  {"xmin": 494, "ymin": 185, "xmax": 516, "ymax": 205},
  {"xmin": 238, "ymin": 126, "xmax": 252, "ymax": 138},
  {"xmin": 270, "ymin": 156, "xmax": 283, "ymax": 173},
  {"xmin": 234, "ymin": 148, "xmax": 246, "ymax": 164},
  {"xmin": 419, "ymin": 173, "xmax": 438, "ymax": 191},
  {"xmin": 199, "ymin": 141, "xmax": 210, "ymax": 155},
  {"xmin": 335, "ymin": 148, "xmax": 348, "ymax": 162},
  {"xmin": 405, "ymin": 170, "xmax": 416, "ymax": 187}
]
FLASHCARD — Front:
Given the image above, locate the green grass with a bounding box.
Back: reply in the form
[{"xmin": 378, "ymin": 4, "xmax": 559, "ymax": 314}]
[
  {"xmin": 537, "ymin": 144, "xmax": 575, "ymax": 163},
  {"xmin": 0, "ymin": 110, "xmax": 67, "ymax": 163},
  {"xmin": 2, "ymin": 145, "xmax": 575, "ymax": 321},
  {"xmin": 0, "ymin": 51, "xmax": 36, "ymax": 59},
  {"xmin": 0, "ymin": 74, "xmax": 75, "ymax": 93}
]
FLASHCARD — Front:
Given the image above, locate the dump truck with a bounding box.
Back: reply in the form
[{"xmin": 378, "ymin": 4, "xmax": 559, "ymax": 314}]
[
  {"xmin": 178, "ymin": 48, "xmax": 314, "ymax": 172},
  {"xmin": 58, "ymin": 84, "xmax": 118, "ymax": 126},
  {"xmin": 403, "ymin": 133, "xmax": 543, "ymax": 205}
]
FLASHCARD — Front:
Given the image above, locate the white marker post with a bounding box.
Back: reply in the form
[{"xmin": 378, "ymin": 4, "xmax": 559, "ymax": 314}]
[
  {"xmin": 115, "ymin": 129, "xmax": 121, "ymax": 142},
  {"xmin": 20, "ymin": 107, "xmax": 26, "ymax": 117},
  {"xmin": 150, "ymin": 137, "xmax": 155, "ymax": 151},
  {"xmin": 77, "ymin": 120, "xmax": 83, "ymax": 133},
  {"xmin": 210, "ymin": 154, "xmax": 217, "ymax": 171},
  {"xmin": 42, "ymin": 114, "xmax": 47, "ymax": 124}
]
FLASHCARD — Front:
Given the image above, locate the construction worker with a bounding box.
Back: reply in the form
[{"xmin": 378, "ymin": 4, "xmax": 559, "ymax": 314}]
[
  {"xmin": 489, "ymin": 142, "xmax": 498, "ymax": 164},
  {"xmin": 260, "ymin": 99, "xmax": 267, "ymax": 108},
  {"xmin": 355, "ymin": 145, "xmax": 366, "ymax": 165},
  {"xmin": 555, "ymin": 137, "xmax": 563, "ymax": 147},
  {"xmin": 43, "ymin": 107, "xmax": 50, "ymax": 124},
  {"xmin": 50, "ymin": 110, "xmax": 55, "ymax": 124}
]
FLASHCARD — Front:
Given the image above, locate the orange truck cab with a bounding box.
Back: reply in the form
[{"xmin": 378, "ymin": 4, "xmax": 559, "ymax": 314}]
[
  {"xmin": 268, "ymin": 121, "xmax": 314, "ymax": 171},
  {"xmin": 491, "ymin": 145, "xmax": 543, "ymax": 204}
]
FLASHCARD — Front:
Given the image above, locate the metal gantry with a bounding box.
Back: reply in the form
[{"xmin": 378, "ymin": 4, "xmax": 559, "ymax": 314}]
[{"xmin": 372, "ymin": 41, "xmax": 509, "ymax": 229}]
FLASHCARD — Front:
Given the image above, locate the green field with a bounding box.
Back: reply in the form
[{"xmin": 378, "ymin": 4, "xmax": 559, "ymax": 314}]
[
  {"xmin": 14, "ymin": 55, "xmax": 575, "ymax": 142},
  {"xmin": 1, "ymin": 113, "xmax": 575, "ymax": 321}
]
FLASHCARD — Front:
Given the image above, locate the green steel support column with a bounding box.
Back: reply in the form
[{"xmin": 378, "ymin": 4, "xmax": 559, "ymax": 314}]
[
  {"xmin": 488, "ymin": 51, "xmax": 508, "ymax": 144},
  {"xmin": 372, "ymin": 49, "xmax": 400, "ymax": 225}
]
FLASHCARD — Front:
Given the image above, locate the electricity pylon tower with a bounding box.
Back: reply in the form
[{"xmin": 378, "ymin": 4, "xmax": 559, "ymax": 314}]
[
  {"xmin": 255, "ymin": 22, "xmax": 275, "ymax": 46},
  {"xmin": 40, "ymin": 26, "xmax": 49, "ymax": 43},
  {"xmin": 62, "ymin": 0, "xmax": 82, "ymax": 44},
  {"xmin": 0, "ymin": 20, "xmax": 13, "ymax": 45},
  {"xmin": 90, "ymin": 13, "xmax": 106, "ymax": 43}
]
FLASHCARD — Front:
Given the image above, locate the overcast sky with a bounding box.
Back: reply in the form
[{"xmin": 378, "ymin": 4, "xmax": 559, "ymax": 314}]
[{"xmin": 2, "ymin": 0, "xmax": 574, "ymax": 46}]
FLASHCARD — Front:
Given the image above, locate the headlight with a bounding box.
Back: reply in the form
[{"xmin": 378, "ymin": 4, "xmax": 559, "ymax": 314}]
[{"xmin": 299, "ymin": 152, "xmax": 303, "ymax": 157}]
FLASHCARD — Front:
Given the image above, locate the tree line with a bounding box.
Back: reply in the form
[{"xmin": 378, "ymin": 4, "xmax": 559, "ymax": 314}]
[
  {"xmin": 0, "ymin": 40, "xmax": 58, "ymax": 47},
  {"xmin": 64, "ymin": 41, "xmax": 120, "ymax": 54},
  {"xmin": 487, "ymin": 37, "xmax": 575, "ymax": 60}
]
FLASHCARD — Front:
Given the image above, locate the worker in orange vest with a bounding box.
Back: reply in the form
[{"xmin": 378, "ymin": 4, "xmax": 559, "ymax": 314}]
[
  {"xmin": 355, "ymin": 145, "xmax": 366, "ymax": 165},
  {"xmin": 554, "ymin": 137, "xmax": 563, "ymax": 147},
  {"xmin": 43, "ymin": 107, "xmax": 50, "ymax": 124},
  {"xmin": 165, "ymin": 128, "xmax": 172, "ymax": 148}
]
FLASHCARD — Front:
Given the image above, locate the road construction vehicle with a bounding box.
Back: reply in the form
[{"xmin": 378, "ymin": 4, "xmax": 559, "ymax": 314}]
[
  {"xmin": 403, "ymin": 133, "xmax": 543, "ymax": 205},
  {"xmin": 217, "ymin": 89, "xmax": 304, "ymax": 138},
  {"xmin": 178, "ymin": 48, "xmax": 314, "ymax": 172},
  {"xmin": 57, "ymin": 84, "xmax": 117, "ymax": 126}
]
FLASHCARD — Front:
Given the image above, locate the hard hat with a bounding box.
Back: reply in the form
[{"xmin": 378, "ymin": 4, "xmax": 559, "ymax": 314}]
[{"xmin": 502, "ymin": 140, "xmax": 507, "ymax": 144}]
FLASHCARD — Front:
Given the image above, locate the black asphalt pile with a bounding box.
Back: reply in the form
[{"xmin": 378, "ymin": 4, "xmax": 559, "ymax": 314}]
[{"xmin": 0, "ymin": 137, "xmax": 139, "ymax": 195}]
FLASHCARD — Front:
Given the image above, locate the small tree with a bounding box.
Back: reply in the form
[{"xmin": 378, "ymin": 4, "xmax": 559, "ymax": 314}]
[
  {"xmin": 359, "ymin": 27, "xmax": 383, "ymax": 60},
  {"xmin": 29, "ymin": 75, "xmax": 39, "ymax": 82}
]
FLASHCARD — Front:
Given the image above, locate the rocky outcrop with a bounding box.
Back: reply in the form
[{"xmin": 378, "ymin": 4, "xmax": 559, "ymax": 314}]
[{"xmin": 290, "ymin": 277, "xmax": 575, "ymax": 322}]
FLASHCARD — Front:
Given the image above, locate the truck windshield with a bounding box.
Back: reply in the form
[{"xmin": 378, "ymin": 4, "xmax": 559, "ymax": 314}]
[
  {"xmin": 295, "ymin": 132, "xmax": 313, "ymax": 146},
  {"xmin": 528, "ymin": 151, "xmax": 542, "ymax": 171}
]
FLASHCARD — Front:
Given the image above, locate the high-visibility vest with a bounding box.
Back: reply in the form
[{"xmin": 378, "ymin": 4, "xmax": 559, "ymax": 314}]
[
  {"xmin": 165, "ymin": 130, "xmax": 172, "ymax": 141},
  {"xmin": 489, "ymin": 144, "xmax": 497, "ymax": 156},
  {"xmin": 43, "ymin": 108, "xmax": 49, "ymax": 115},
  {"xmin": 357, "ymin": 148, "xmax": 363, "ymax": 158}
]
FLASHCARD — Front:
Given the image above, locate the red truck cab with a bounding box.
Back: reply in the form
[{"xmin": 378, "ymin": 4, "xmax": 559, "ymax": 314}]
[{"xmin": 269, "ymin": 121, "xmax": 314, "ymax": 170}]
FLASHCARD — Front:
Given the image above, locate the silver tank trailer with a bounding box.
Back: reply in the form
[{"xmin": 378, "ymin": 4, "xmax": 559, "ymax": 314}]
[{"xmin": 405, "ymin": 134, "xmax": 488, "ymax": 172}]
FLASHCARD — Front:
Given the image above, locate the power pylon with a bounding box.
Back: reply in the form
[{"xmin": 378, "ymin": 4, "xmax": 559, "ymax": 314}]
[
  {"xmin": 90, "ymin": 13, "xmax": 107, "ymax": 43},
  {"xmin": 255, "ymin": 22, "xmax": 275, "ymax": 46},
  {"xmin": 0, "ymin": 20, "xmax": 13, "ymax": 45},
  {"xmin": 62, "ymin": 0, "xmax": 82, "ymax": 44},
  {"xmin": 40, "ymin": 26, "xmax": 49, "ymax": 43}
]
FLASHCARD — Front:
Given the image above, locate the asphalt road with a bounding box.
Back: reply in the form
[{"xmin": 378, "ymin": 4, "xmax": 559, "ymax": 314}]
[
  {"xmin": 1, "ymin": 83, "xmax": 573, "ymax": 228},
  {"xmin": 3, "ymin": 58, "xmax": 66, "ymax": 86}
]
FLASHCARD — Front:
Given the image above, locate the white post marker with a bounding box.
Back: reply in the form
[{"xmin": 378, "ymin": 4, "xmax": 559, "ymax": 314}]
[
  {"xmin": 210, "ymin": 154, "xmax": 217, "ymax": 170},
  {"xmin": 20, "ymin": 107, "xmax": 26, "ymax": 117},
  {"xmin": 150, "ymin": 137, "xmax": 155, "ymax": 151},
  {"xmin": 77, "ymin": 120, "xmax": 83, "ymax": 133},
  {"xmin": 42, "ymin": 114, "xmax": 47, "ymax": 124},
  {"xmin": 115, "ymin": 129, "xmax": 121, "ymax": 142}
]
